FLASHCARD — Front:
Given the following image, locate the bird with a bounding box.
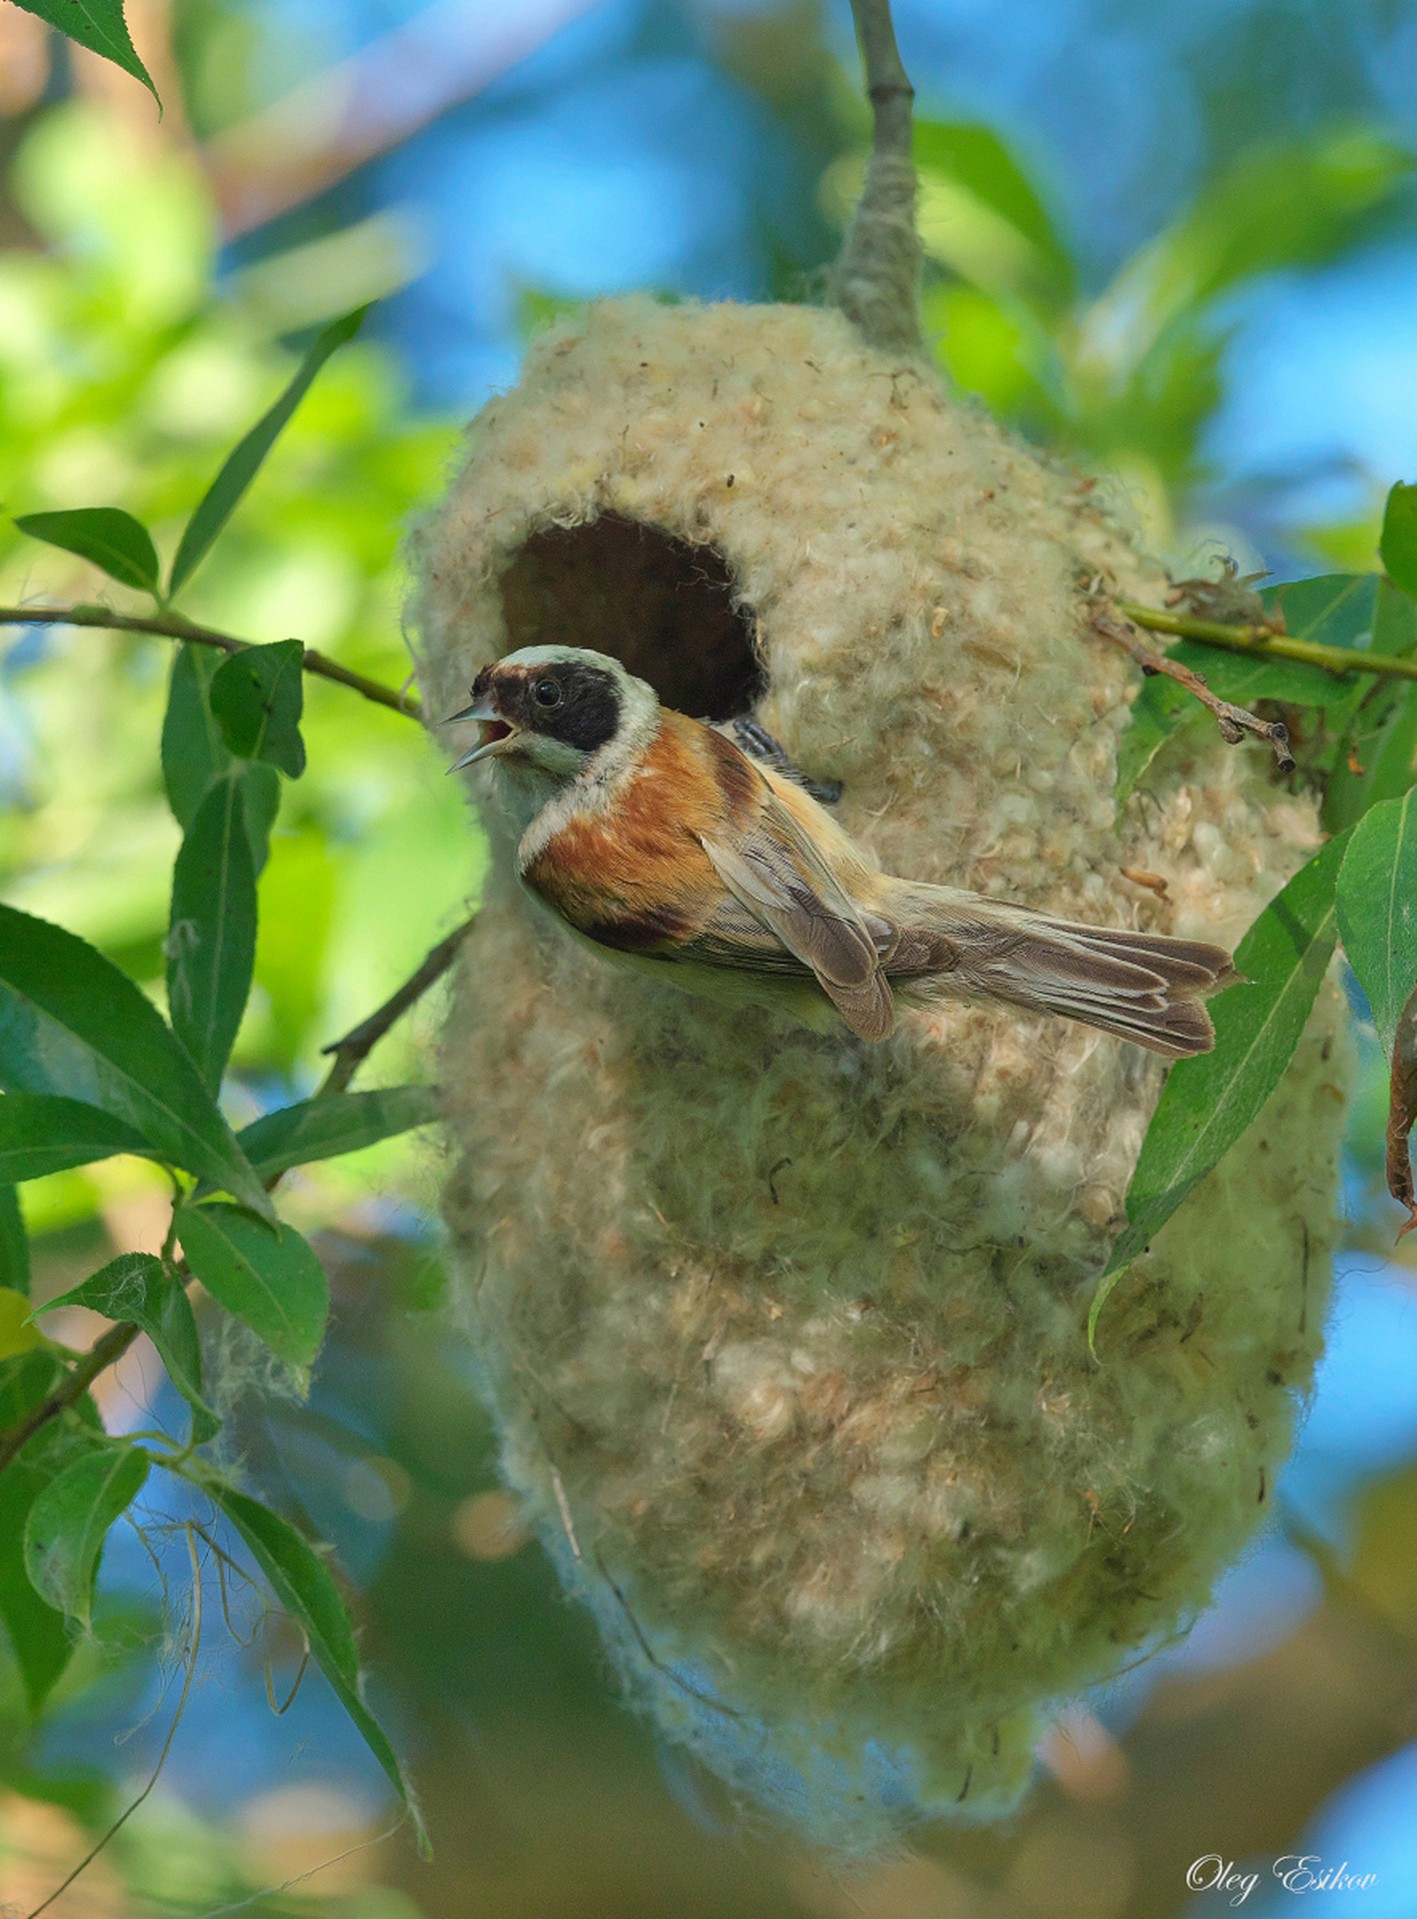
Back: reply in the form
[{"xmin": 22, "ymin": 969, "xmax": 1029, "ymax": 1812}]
[{"xmin": 447, "ymin": 645, "xmax": 1237, "ymax": 1056}]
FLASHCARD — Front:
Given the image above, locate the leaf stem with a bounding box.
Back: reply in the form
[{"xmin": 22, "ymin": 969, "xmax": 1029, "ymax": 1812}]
[
  {"xmin": 1114, "ymin": 598, "xmax": 1417, "ymax": 685},
  {"xmin": 0, "ymin": 604, "xmax": 421, "ymax": 718}
]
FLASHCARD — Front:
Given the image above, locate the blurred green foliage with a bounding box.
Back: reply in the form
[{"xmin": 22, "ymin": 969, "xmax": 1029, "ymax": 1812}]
[
  {"xmin": 0, "ymin": 100, "xmax": 476, "ymax": 1235},
  {"xmin": 893, "ymin": 121, "xmax": 1414, "ymax": 551}
]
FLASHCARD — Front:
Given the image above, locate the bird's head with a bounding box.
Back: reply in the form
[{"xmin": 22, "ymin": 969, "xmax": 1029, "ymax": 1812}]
[{"xmin": 446, "ymin": 646, "xmax": 657, "ymax": 786}]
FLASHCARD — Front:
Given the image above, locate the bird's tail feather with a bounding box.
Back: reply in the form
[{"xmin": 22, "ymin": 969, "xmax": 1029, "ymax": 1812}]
[{"xmin": 889, "ymin": 894, "xmax": 1237, "ymax": 1058}]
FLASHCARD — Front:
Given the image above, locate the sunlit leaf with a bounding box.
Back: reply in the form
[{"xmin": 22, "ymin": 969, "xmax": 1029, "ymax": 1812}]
[
  {"xmin": 167, "ymin": 775, "xmax": 258, "ymax": 1090},
  {"xmin": 161, "ymin": 645, "xmax": 281, "ymax": 874},
  {"xmin": 13, "ymin": 506, "xmax": 160, "ymax": 594},
  {"xmin": 925, "ymin": 282, "xmax": 1065, "ymax": 424},
  {"xmin": 41, "ymin": 1254, "xmax": 219, "ymax": 1444},
  {"xmin": 1380, "ymin": 480, "xmax": 1417, "ymax": 599},
  {"xmin": 200, "ymin": 1479, "xmax": 427, "ymax": 1851},
  {"xmin": 1336, "ymin": 789, "xmax": 1417, "ymax": 1053},
  {"xmin": 0, "ymin": 904, "xmax": 272, "ymax": 1220},
  {"xmin": 8, "ymin": 3, "xmax": 158, "ymax": 104},
  {"xmin": 0, "ymin": 1287, "xmax": 42, "ymax": 1360},
  {"xmin": 23, "ymin": 1442, "xmax": 150, "ymax": 1628},
  {"xmin": 209, "ymin": 640, "xmax": 306, "ymax": 778},
  {"xmin": 0, "ymin": 1187, "xmax": 28, "ymax": 1298},
  {"xmin": 1091, "ymin": 832, "xmax": 1347, "ymax": 1347},
  {"xmin": 168, "ymin": 306, "xmax": 367, "ymax": 597},
  {"xmin": 1131, "ymin": 133, "xmax": 1410, "ymax": 329},
  {"xmin": 0, "ymin": 1094, "xmax": 150, "ymax": 1184},
  {"xmin": 914, "ymin": 121, "xmax": 1074, "ymax": 305},
  {"xmin": 174, "ymin": 1203, "xmax": 326, "ymax": 1371},
  {"xmin": 238, "ymin": 1085, "xmax": 441, "ymax": 1181}
]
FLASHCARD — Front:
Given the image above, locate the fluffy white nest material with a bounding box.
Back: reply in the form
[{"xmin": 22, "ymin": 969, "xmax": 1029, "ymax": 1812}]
[{"xmin": 410, "ymin": 296, "xmax": 1347, "ymax": 1849}]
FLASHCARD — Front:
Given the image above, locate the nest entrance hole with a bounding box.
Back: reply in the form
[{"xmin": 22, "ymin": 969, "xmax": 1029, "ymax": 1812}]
[{"xmin": 498, "ymin": 514, "xmax": 766, "ymax": 720}]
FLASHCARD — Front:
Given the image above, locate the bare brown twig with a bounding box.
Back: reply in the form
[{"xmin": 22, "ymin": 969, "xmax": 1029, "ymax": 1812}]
[
  {"xmin": 1093, "ymin": 606, "xmax": 1297, "ymax": 774},
  {"xmin": 0, "ymin": 604, "xmax": 421, "ymax": 719}
]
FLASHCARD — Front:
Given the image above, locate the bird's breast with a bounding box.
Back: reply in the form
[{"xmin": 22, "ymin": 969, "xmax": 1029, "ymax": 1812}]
[{"xmin": 521, "ymin": 713, "xmax": 758, "ymax": 955}]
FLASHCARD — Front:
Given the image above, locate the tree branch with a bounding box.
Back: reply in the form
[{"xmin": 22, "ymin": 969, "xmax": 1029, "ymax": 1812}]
[
  {"xmin": 0, "ymin": 1321, "xmax": 146, "ymax": 1477},
  {"xmin": 1115, "ymin": 599, "xmax": 1417, "ymax": 687},
  {"xmin": 831, "ymin": 0, "xmax": 923, "ymax": 354},
  {"xmin": 0, "ymin": 920, "xmax": 475, "ymax": 1475},
  {"xmin": 318, "ymin": 916, "xmax": 474, "ymax": 1097},
  {"xmin": 0, "ymin": 604, "xmax": 421, "ymax": 720},
  {"xmin": 1092, "ymin": 607, "xmax": 1296, "ymax": 773}
]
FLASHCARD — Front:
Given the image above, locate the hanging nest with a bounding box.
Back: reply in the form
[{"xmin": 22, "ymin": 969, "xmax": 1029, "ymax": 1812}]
[{"xmin": 409, "ymin": 293, "xmax": 1346, "ymax": 1849}]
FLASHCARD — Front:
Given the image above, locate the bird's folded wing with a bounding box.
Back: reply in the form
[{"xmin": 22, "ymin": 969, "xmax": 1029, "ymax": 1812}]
[{"xmin": 699, "ymin": 796, "xmax": 895, "ymax": 1040}]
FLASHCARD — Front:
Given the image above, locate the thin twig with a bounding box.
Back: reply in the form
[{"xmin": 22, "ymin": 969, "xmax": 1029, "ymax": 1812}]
[
  {"xmin": 0, "ymin": 920, "xmax": 474, "ymax": 1476},
  {"xmin": 318, "ymin": 915, "xmax": 475, "ymax": 1094},
  {"xmin": 831, "ymin": 0, "xmax": 922, "ymax": 353},
  {"xmin": 1115, "ymin": 599, "xmax": 1417, "ymax": 687},
  {"xmin": 0, "ymin": 1320, "xmax": 143, "ymax": 1476},
  {"xmin": 0, "ymin": 603, "xmax": 421, "ymax": 719},
  {"xmin": 27, "ymin": 1524, "xmax": 204, "ymax": 1918},
  {"xmin": 1093, "ymin": 607, "xmax": 1296, "ymax": 773}
]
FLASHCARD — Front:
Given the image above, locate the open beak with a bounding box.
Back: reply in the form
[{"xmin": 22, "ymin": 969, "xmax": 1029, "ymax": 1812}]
[{"xmin": 445, "ymin": 694, "xmax": 520, "ymax": 772}]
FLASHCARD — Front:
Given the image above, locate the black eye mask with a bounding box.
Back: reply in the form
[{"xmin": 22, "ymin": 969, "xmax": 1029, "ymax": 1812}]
[{"xmin": 499, "ymin": 662, "xmax": 622, "ymax": 752}]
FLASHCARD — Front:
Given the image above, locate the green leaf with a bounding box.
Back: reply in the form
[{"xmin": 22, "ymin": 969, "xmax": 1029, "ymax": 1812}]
[
  {"xmin": 0, "ymin": 1287, "xmax": 41, "ymax": 1359},
  {"xmin": 162, "ymin": 645, "xmax": 233, "ymax": 827},
  {"xmin": 167, "ymin": 777, "xmax": 258, "ymax": 1091},
  {"xmin": 0, "ymin": 1357, "xmax": 97, "ymax": 1710},
  {"xmin": 23, "ymin": 1443, "xmax": 149, "ymax": 1628},
  {"xmin": 1337, "ymin": 791, "xmax": 1417, "ymax": 1054},
  {"xmin": 161, "ymin": 645, "xmax": 281, "ymax": 874},
  {"xmin": 238, "ymin": 1086, "xmax": 441, "ymax": 1182},
  {"xmin": 1115, "ymin": 674, "xmax": 1201, "ymax": 805},
  {"xmin": 914, "ymin": 120, "xmax": 1074, "ymax": 307},
  {"xmin": 1138, "ymin": 133, "xmax": 1410, "ymax": 325},
  {"xmin": 174, "ymin": 1203, "xmax": 327, "ymax": 1371},
  {"xmin": 167, "ymin": 307, "xmax": 367, "ymax": 598},
  {"xmin": 1381, "ymin": 481, "xmax": 1417, "ymax": 600},
  {"xmin": 0, "ymin": 1094, "xmax": 150, "ymax": 1184},
  {"xmin": 0, "ymin": 904, "xmax": 272, "ymax": 1220},
  {"xmin": 1322, "ymin": 583, "xmax": 1417, "ymax": 830},
  {"xmin": 209, "ymin": 641, "xmax": 306, "ymax": 779},
  {"xmin": 0, "ymin": 1187, "xmax": 28, "ymax": 1298},
  {"xmin": 1117, "ymin": 575, "xmax": 1390, "ymax": 801},
  {"xmin": 40, "ymin": 1255, "xmax": 218, "ymax": 1445},
  {"xmin": 1202, "ymin": 572, "xmax": 1380, "ymax": 705},
  {"xmin": 200, "ymin": 1479, "xmax": 426, "ymax": 1851},
  {"xmin": 917, "ymin": 123, "xmax": 1070, "ymax": 278},
  {"xmin": 1090, "ymin": 832, "xmax": 1348, "ymax": 1348},
  {"xmin": 1358, "ymin": 686, "xmax": 1417, "ymax": 812},
  {"xmin": 0, "ymin": 1348, "xmax": 60, "ymax": 1429},
  {"xmin": 13, "ymin": 507, "xmax": 160, "ymax": 595},
  {"xmin": 8, "ymin": 2, "xmax": 158, "ymax": 104}
]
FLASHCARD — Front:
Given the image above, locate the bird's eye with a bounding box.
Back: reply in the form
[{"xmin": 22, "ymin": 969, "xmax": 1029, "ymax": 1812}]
[{"xmin": 533, "ymin": 677, "xmax": 563, "ymax": 708}]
